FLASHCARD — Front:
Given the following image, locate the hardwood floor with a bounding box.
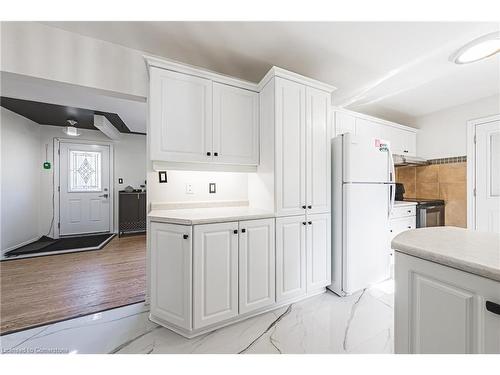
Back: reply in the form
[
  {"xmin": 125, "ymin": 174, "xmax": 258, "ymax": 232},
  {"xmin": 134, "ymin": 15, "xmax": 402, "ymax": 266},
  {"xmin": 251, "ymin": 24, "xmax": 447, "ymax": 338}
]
[{"xmin": 0, "ymin": 234, "xmax": 146, "ymax": 335}]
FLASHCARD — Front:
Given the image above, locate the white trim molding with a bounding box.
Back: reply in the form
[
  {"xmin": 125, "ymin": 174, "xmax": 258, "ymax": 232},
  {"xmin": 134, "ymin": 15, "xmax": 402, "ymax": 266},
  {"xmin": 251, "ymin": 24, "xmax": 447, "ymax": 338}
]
[
  {"xmin": 258, "ymin": 66, "xmax": 337, "ymax": 93},
  {"xmin": 466, "ymin": 114, "xmax": 500, "ymax": 229}
]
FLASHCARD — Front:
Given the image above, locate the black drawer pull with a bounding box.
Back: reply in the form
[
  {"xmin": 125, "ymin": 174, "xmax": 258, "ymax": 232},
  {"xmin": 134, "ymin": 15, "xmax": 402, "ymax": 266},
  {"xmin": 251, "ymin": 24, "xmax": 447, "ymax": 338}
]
[
  {"xmin": 302, "ymin": 222, "xmax": 307, "ymax": 225},
  {"xmin": 233, "ymin": 229, "xmax": 238, "ymax": 234},
  {"xmin": 407, "ymin": 226, "xmax": 412, "ymax": 229},
  {"xmin": 241, "ymin": 228, "xmax": 246, "ymax": 233},
  {"xmin": 214, "ymin": 152, "xmax": 218, "ymax": 156},
  {"xmin": 302, "ymin": 205, "xmax": 306, "ymax": 209},
  {"xmin": 183, "ymin": 234, "xmax": 189, "ymax": 239},
  {"xmin": 206, "ymin": 152, "xmax": 211, "ymax": 156},
  {"xmin": 486, "ymin": 301, "xmax": 500, "ymax": 315},
  {"xmin": 308, "ymin": 221, "xmax": 312, "ymax": 225},
  {"xmin": 308, "ymin": 205, "xmax": 312, "ymax": 209}
]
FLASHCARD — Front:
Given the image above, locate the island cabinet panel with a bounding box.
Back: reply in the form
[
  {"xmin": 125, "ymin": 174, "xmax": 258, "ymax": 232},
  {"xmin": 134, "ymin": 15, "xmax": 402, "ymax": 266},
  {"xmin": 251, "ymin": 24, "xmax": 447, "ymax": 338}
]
[
  {"xmin": 395, "ymin": 252, "xmax": 500, "ymax": 354},
  {"xmin": 193, "ymin": 222, "xmax": 239, "ymax": 329},
  {"xmin": 150, "ymin": 222, "xmax": 192, "ymax": 330},
  {"xmin": 149, "ymin": 67, "xmax": 213, "ymax": 163},
  {"xmin": 276, "ymin": 215, "xmax": 307, "ymax": 302},
  {"xmin": 238, "ymin": 218, "xmax": 276, "ymax": 314}
]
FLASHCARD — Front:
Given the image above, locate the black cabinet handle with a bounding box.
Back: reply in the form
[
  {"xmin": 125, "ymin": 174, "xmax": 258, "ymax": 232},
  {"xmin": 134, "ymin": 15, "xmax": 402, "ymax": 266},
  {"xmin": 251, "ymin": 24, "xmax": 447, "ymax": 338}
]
[
  {"xmin": 233, "ymin": 229, "xmax": 238, "ymax": 234},
  {"xmin": 407, "ymin": 226, "xmax": 412, "ymax": 229},
  {"xmin": 308, "ymin": 221, "xmax": 312, "ymax": 225},
  {"xmin": 214, "ymin": 152, "xmax": 218, "ymax": 156},
  {"xmin": 183, "ymin": 234, "xmax": 189, "ymax": 239},
  {"xmin": 308, "ymin": 205, "xmax": 312, "ymax": 209},
  {"xmin": 241, "ymin": 228, "xmax": 246, "ymax": 233},
  {"xmin": 302, "ymin": 205, "xmax": 306, "ymax": 209},
  {"xmin": 486, "ymin": 301, "xmax": 500, "ymax": 315},
  {"xmin": 407, "ymin": 210, "xmax": 411, "ymax": 213},
  {"xmin": 302, "ymin": 222, "xmax": 306, "ymax": 225},
  {"xmin": 206, "ymin": 152, "xmax": 211, "ymax": 156}
]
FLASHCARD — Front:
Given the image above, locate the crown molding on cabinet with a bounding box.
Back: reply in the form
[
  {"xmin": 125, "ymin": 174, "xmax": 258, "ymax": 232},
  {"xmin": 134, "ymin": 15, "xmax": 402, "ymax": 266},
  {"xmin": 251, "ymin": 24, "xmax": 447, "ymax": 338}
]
[
  {"xmin": 333, "ymin": 106, "xmax": 418, "ymax": 133},
  {"xmin": 144, "ymin": 55, "xmax": 259, "ymax": 92},
  {"xmin": 258, "ymin": 66, "xmax": 337, "ymax": 94}
]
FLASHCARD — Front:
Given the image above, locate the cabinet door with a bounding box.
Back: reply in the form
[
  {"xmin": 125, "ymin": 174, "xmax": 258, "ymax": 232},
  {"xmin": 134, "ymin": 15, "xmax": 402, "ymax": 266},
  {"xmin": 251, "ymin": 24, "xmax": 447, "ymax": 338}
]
[
  {"xmin": 213, "ymin": 83, "xmax": 259, "ymax": 165},
  {"xmin": 306, "ymin": 213, "xmax": 331, "ymax": 292},
  {"xmin": 395, "ymin": 252, "xmax": 500, "ymax": 354},
  {"xmin": 193, "ymin": 222, "xmax": 239, "ymax": 329},
  {"xmin": 306, "ymin": 87, "xmax": 331, "ymax": 214},
  {"xmin": 275, "ymin": 77, "xmax": 306, "ymax": 216},
  {"xmin": 149, "ymin": 67, "xmax": 213, "ymax": 162},
  {"xmin": 276, "ymin": 215, "xmax": 307, "ymax": 302},
  {"xmin": 355, "ymin": 117, "xmax": 383, "ymax": 139},
  {"xmin": 150, "ymin": 222, "xmax": 192, "ymax": 330},
  {"xmin": 238, "ymin": 218, "xmax": 275, "ymax": 314},
  {"xmin": 334, "ymin": 111, "xmax": 356, "ymax": 136}
]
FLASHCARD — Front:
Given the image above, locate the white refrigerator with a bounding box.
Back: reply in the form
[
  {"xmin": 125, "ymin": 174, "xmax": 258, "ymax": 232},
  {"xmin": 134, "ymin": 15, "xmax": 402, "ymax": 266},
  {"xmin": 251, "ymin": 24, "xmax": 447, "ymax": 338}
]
[{"xmin": 328, "ymin": 133, "xmax": 395, "ymax": 296}]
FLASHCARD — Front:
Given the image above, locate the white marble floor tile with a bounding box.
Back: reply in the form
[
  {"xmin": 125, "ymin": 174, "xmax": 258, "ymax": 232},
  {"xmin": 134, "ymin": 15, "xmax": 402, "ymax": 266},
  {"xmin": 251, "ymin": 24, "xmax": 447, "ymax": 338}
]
[{"xmin": 1, "ymin": 281, "xmax": 395, "ymax": 354}]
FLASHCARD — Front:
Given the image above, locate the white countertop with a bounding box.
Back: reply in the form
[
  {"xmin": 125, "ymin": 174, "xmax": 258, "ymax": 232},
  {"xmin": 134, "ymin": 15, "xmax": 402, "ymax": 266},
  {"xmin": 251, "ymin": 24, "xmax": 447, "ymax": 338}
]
[
  {"xmin": 148, "ymin": 206, "xmax": 275, "ymax": 225},
  {"xmin": 392, "ymin": 227, "xmax": 500, "ymax": 282},
  {"xmin": 394, "ymin": 201, "xmax": 418, "ymax": 207}
]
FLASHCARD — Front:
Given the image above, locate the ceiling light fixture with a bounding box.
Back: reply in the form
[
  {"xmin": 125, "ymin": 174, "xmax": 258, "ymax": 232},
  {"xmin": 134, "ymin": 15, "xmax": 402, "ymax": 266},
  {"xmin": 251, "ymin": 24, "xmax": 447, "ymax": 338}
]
[
  {"xmin": 451, "ymin": 31, "xmax": 500, "ymax": 64},
  {"xmin": 63, "ymin": 119, "xmax": 81, "ymax": 136}
]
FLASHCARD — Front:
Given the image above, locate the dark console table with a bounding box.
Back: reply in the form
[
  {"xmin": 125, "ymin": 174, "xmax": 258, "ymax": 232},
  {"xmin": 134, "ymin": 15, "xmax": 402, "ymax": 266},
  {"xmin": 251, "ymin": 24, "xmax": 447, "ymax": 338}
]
[{"xmin": 119, "ymin": 191, "xmax": 146, "ymax": 237}]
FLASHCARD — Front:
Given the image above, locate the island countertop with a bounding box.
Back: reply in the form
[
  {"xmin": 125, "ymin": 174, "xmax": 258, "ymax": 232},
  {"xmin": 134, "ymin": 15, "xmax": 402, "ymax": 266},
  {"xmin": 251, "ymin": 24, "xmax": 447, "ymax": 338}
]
[
  {"xmin": 392, "ymin": 226, "xmax": 500, "ymax": 282},
  {"xmin": 148, "ymin": 206, "xmax": 275, "ymax": 225}
]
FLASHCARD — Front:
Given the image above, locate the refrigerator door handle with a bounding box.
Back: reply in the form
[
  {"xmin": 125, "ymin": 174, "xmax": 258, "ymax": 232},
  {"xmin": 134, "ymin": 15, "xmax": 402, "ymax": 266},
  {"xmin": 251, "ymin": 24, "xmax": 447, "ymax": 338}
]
[{"xmin": 388, "ymin": 150, "xmax": 396, "ymax": 218}]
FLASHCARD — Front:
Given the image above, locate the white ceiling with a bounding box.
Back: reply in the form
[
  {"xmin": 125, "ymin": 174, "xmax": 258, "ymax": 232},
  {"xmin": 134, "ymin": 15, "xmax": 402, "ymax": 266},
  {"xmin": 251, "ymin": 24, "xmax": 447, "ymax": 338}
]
[{"xmin": 42, "ymin": 21, "xmax": 500, "ymax": 125}]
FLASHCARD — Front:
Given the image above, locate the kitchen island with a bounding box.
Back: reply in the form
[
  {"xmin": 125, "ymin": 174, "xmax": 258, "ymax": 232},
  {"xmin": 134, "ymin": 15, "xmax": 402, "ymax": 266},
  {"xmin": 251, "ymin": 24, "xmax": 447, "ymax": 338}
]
[{"xmin": 392, "ymin": 227, "xmax": 500, "ymax": 353}]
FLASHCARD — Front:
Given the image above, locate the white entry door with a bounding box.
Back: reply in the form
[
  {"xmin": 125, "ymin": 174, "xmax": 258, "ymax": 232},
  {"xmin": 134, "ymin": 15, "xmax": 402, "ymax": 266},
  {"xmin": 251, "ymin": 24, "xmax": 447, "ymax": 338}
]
[
  {"xmin": 59, "ymin": 142, "xmax": 111, "ymax": 236},
  {"xmin": 475, "ymin": 120, "xmax": 500, "ymax": 233}
]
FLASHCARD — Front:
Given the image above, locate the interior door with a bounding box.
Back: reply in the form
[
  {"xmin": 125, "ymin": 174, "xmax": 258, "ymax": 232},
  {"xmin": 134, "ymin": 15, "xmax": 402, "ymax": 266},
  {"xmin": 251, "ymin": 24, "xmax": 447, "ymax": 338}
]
[
  {"xmin": 149, "ymin": 67, "xmax": 213, "ymax": 162},
  {"xmin": 238, "ymin": 218, "xmax": 275, "ymax": 314},
  {"xmin": 59, "ymin": 142, "xmax": 111, "ymax": 236},
  {"xmin": 343, "ymin": 183, "xmax": 390, "ymax": 294},
  {"xmin": 193, "ymin": 222, "xmax": 239, "ymax": 329},
  {"xmin": 475, "ymin": 120, "xmax": 500, "ymax": 233},
  {"xmin": 275, "ymin": 77, "xmax": 306, "ymax": 216},
  {"xmin": 276, "ymin": 215, "xmax": 307, "ymax": 302},
  {"xmin": 212, "ymin": 82, "xmax": 259, "ymax": 165},
  {"xmin": 306, "ymin": 87, "xmax": 331, "ymax": 214}
]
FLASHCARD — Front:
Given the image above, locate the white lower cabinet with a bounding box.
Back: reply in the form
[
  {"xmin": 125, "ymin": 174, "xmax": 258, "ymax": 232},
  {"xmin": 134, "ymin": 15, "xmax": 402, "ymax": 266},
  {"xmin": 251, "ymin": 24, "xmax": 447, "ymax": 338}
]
[
  {"xmin": 306, "ymin": 213, "xmax": 331, "ymax": 292},
  {"xmin": 238, "ymin": 218, "xmax": 276, "ymax": 314},
  {"xmin": 193, "ymin": 222, "xmax": 239, "ymax": 329},
  {"xmin": 395, "ymin": 252, "xmax": 500, "ymax": 354},
  {"xmin": 150, "ymin": 222, "xmax": 193, "ymax": 330},
  {"xmin": 276, "ymin": 215, "xmax": 307, "ymax": 302}
]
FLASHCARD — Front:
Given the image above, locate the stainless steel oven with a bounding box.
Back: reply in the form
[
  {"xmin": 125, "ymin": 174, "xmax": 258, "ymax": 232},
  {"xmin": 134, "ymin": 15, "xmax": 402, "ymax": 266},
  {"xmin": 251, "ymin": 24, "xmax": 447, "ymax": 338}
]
[{"xmin": 416, "ymin": 200, "xmax": 445, "ymax": 228}]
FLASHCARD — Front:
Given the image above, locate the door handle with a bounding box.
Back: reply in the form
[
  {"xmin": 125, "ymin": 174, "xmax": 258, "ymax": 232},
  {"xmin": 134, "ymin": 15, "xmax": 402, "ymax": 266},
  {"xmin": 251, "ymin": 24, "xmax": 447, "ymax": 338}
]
[
  {"xmin": 486, "ymin": 301, "xmax": 500, "ymax": 316},
  {"xmin": 98, "ymin": 194, "xmax": 109, "ymax": 198}
]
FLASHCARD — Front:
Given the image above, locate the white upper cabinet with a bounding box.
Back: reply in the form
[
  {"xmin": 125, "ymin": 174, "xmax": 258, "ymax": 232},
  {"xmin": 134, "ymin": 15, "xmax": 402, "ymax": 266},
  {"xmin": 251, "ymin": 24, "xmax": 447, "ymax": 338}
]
[
  {"xmin": 150, "ymin": 67, "xmax": 213, "ymax": 163},
  {"xmin": 238, "ymin": 218, "xmax": 276, "ymax": 315},
  {"xmin": 275, "ymin": 77, "xmax": 307, "ymax": 216},
  {"xmin": 334, "ymin": 111, "xmax": 356, "ymax": 136},
  {"xmin": 213, "ymin": 83, "xmax": 259, "ymax": 165},
  {"xmin": 193, "ymin": 222, "xmax": 239, "ymax": 329},
  {"xmin": 149, "ymin": 65, "xmax": 259, "ymax": 166},
  {"xmin": 306, "ymin": 87, "xmax": 331, "ymax": 214}
]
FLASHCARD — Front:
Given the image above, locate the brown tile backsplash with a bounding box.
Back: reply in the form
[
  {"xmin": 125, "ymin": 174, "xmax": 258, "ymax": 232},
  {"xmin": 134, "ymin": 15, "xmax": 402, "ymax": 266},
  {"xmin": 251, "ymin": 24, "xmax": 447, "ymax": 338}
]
[{"xmin": 395, "ymin": 159, "xmax": 467, "ymax": 228}]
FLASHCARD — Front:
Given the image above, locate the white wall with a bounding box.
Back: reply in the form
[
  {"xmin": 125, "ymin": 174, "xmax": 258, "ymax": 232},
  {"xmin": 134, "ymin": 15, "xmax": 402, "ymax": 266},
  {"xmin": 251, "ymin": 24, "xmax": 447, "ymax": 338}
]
[
  {"xmin": 416, "ymin": 94, "xmax": 500, "ymax": 159},
  {"xmin": 0, "ymin": 22, "xmax": 148, "ymax": 99},
  {"xmin": 147, "ymin": 170, "xmax": 248, "ymax": 205},
  {"xmin": 38, "ymin": 125, "xmax": 146, "ymax": 236},
  {"xmin": 1, "ymin": 108, "xmax": 41, "ymax": 253}
]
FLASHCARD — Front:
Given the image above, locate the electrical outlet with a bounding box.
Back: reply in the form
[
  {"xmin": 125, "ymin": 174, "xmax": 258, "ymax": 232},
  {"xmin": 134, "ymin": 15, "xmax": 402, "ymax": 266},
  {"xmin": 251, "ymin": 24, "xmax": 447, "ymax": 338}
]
[
  {"xmin": 185, "ymin": 183, "xmax": 194, "ymax": 194},
  {"xmin": 209, "ymin": 183, "xmax": 216, "ymax": 194}
]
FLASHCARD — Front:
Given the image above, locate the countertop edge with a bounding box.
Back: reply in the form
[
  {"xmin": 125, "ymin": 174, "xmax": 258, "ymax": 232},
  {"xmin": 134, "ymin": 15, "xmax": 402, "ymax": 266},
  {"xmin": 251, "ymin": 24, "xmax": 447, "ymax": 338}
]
[
  {"xmin": 148, "ymin": 212, "xmax": 275, "ymax": 226},
  {"xmin": 393, "ymin": 244, "xmax": 500, "ymax": 283}
]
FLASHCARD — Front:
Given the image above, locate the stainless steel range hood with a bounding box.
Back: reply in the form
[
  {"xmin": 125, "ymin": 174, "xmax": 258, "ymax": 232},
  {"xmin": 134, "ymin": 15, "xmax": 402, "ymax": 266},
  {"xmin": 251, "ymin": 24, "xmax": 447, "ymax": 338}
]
[{"xmin": 393, "ymin": 154, "xmax": 429, "ymax": 166}]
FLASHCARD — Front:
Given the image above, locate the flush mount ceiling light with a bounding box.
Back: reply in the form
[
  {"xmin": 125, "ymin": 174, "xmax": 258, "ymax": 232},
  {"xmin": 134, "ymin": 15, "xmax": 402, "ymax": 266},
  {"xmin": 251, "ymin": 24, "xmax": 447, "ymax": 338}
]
[
  {"xmin": 63, "ymin": 119, "xmax": 81, "ymax": 136},
  {"xmin": 451, "ymin": 31, "xmax": 500, "ymax": 64}
]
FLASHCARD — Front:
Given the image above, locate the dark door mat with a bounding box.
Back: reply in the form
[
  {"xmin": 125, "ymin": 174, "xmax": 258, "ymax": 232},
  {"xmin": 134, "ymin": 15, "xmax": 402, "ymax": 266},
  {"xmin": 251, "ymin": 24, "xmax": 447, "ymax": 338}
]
[{"xmin": 4, "ymin": 234, "xmax": 115, "ymax": 257}]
